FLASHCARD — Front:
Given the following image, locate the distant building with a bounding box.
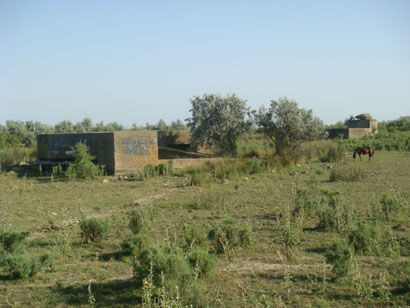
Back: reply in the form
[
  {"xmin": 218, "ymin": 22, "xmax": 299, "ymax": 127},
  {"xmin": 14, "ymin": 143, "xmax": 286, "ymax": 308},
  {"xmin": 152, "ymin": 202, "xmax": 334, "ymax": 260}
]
[{"xmin": 327, "ymin": 113, "xmax": 378, "ymax": 139}]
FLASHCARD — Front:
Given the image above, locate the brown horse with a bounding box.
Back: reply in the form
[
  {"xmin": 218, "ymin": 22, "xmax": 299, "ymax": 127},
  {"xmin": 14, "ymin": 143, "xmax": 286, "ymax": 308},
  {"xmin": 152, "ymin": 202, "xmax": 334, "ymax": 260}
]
[{"xmin": 353, "ymin": 147, "xmax": 374, "ymax": 160}]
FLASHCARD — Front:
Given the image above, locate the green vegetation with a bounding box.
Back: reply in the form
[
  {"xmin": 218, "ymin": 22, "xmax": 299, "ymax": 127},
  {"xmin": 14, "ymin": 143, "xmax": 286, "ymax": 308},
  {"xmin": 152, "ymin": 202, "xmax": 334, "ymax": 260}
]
[
  {"xmin": 186, "ymin": 93, "xmax": 251, "ymax": 156},
  {"xmin": 79, "ymin": 216, "xmax": 108, "ymax": 243},
  {"xmin": 252, "ymin": 97, "xmax": 326, "ymax": 153},
  {"xmin": 0, "ymin": 230, "xmax": 53, "ymax": 279},
  {"xmin": 1, "ymin": 115, "xmax": 410, "ymax": 307},
  {"xmin": 1, "ymin": 147, "xmax": 409, "ymax": 307},
  {"xmin": 65, "ymin": 142, "xmax": 105, "ymax": 180}
]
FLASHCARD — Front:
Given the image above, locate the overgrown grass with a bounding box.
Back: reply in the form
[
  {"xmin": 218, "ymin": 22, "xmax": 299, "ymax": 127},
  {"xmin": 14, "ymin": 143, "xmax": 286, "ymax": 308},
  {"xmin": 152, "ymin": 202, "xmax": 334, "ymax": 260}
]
[
  {"xmin": 0, "ymin": 145, "xmax": 36, "ymax": 168},
  {"xmin": 0, "ymin": 150, "xmax": 409, "ymax": 307}
]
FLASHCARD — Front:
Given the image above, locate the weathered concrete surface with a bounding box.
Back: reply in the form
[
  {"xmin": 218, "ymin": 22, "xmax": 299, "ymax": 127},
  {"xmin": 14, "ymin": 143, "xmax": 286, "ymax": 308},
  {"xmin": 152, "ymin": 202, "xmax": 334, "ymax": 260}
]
[
  {"xmin": 348, "ymin": 128, "xmax": 373, "ymax": 139},
  {"xmin": 113, "ymin": 131, "xmax": 158, "ymax": 174},
  {"xmin": 37, "ymin": 132, "xmax": 115, "ymax": 173},
  {"xmin": 326, "ymin": 128, "xmax": 349, "ymax": 139},
  {"xmin": 326, "ymin": 113, "xmax": 378, "ymax": 139},
  {"xmin": 38, "ymin": 130, "xmax": 217, "ymax": 175},
  {"xmin": 158, "ymin": 130, "xmax": 191, "ymax": 148}
]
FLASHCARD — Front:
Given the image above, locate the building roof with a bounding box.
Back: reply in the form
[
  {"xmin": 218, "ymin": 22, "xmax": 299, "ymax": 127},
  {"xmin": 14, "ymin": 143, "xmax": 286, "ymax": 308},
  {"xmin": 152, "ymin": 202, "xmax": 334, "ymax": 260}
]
[{"xmin": 355, "ymin": 113, "xmax": 373, "ymax": 120}]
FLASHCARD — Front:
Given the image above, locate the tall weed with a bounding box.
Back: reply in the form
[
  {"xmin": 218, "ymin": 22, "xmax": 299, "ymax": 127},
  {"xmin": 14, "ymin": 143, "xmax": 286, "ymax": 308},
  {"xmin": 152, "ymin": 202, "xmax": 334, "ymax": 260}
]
[{"xmin": 329, "ymin": 164, "xmax": 364, "ymax": 182}]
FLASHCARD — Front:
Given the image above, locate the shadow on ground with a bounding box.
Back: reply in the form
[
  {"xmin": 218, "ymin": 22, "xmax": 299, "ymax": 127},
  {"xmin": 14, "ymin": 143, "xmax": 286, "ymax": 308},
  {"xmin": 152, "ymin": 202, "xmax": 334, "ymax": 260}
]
[{"xmin": 55, "ymin": 277, "xmax": 139, "ymax": 307}]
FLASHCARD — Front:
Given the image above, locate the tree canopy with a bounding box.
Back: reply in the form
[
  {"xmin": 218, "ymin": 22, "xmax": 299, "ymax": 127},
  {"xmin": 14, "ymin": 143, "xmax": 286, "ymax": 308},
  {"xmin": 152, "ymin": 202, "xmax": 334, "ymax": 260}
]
[
  {"xmin": 186, "ymin": 94, "xmax": 251, "ymax": 156},
  {"xmin": 252, "ymin": 97, "xmax": 326, "ymax": 153}
]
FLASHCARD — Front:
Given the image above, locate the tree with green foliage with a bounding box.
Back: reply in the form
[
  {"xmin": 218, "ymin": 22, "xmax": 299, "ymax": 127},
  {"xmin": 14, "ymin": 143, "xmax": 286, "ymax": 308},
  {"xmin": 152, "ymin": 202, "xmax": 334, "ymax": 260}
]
[
  {"xmin": 170, "ymin": 119, "xmax": 186, "ymax": 130},
  {"xmin": 186, "ymin": 94, "xmax": 251, "ymax": 156},
  {"xmin": 252, "ymin": 97, "xmax": 326, "ymax": 154},
  {"xmin": 54, "ymin": 120, "xmax": 74, "ymax": 133},
  {"xmin": 6, "ymin": 121, "xmax": 36, "ymax": 146}
]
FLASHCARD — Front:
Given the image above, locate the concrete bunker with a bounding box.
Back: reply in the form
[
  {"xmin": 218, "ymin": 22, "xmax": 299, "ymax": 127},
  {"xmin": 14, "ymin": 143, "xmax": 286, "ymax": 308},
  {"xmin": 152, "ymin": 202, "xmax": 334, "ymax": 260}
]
[
  {"xmin": 37, "ymin": 130, "xmax": 212, "ymax": 175},
  {"xmin": 327, "ymin": 113, "xmax": 378, "ymax": 139}
]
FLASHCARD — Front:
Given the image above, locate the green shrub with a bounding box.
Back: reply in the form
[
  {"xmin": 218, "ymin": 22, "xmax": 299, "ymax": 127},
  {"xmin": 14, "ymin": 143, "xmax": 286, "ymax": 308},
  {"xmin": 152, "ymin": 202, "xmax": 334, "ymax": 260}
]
[
  {"xmin": 187, "ymin": 248, "xmax": 216, "ymax": 278},
  {"xmin": 316, "ymin": 203, "xmax": 356, "ymax": 234},
  {"xmin": 65, "ymin": 142, "xmax": 104, "ymax": 180},
  {"xmin": 207, "ymin": 217, "xmax": 252, "ymax": 253},
  {"xmin": 348, "ymin": 221, "xmax": 381, "ymax": 254},
  {"xmin": 317, "ymin": 207, "xmax": 337, "ymax": 231},
  {"xmin": 1, "ymin": 252, "xmax": 53, "ymax": 280},
  {"xmin": 189, "ymin": 190, "xmax": 226, "ymax": 210},
  {"xmin": 320, "ymin": 188, "xmax": 340, "ymax": 208},
  {"xmin": 389, "ymin": 260, "xmax": 410, "ymax": 289},
  {"xmin": 120, "ymin": 234, "xmax": 150, "ymax": 257},
  {"xmin": 317, "ymin": 142, "xmax": 344, "ymax": 163},
  {"xmin": 133, "ymin": 245, "xmax": 194, "ymax": 292},
  {"xmin": 128, "ymin": 210, "xmax": 146, "ymax": 234},
  {"xmin": 143, "ymin": 161, "xmax": 173, "ymax": 178},
  {"xmin": 182, "ymin": 224, "xmax": 208, "ymax": 249},
  {"xmin": 245, "ymin": 157, "xmax": 266, "ymax": 174},
  {"xmin": 314, "ymin": 167, "xmax": 324, "ymax": 175},
  {"xmin": 0, "ymin": 231, "xmax": 30, "ymax": 253},
  {"xmin": 79, "ymin": 217, "xmax": 108, "ymax": 243},
  {"xmin": 238, "ymin": 227, "xmax": 252, "ymax": 247},
  {"xmin": 292, "ymin": 188, "xmax": 322, "ymax": 217},
  {"xmin": 325, "ymin": 237, "xmax": 354, "ymax": 278},
  {"xmin": 185, "ymin": 167, "xmax": 204, "ymax": 186},
  {"xmin": 380, "ymin": 193, "xmax": 405, "ymax": 221},
  {"xmin": 0, "ymin": 146, "xmax": 37, "ymax": 167}
]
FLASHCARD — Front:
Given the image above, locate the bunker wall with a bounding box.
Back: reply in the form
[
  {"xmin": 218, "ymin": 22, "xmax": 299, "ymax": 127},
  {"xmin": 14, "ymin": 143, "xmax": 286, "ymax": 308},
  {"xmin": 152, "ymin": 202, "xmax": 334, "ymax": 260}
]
[
  {"xmin": 37, "ymin": 133, "xmax": 115, "ymax": 173},
  {"xmin": 348, "ymin": 128, "xmax": 372, "ymax": 139},
  {"xmin": 113, "ymin": 131, "xmax": 158, "ymax": 174},
  {"xmin": 347, "ymin": 119, "xmax": 371, "ymax": 129},
  {"xmin": 326, "ymin": 128, "xmax": 349, "ymax": 139}
]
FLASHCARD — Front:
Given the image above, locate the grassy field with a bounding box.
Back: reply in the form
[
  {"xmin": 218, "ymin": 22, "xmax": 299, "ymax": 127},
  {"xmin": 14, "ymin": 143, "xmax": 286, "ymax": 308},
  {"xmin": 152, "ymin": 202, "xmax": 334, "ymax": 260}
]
[{"xmin": 0, "ymin": 150, "xmax": 409, "ymax": 307}]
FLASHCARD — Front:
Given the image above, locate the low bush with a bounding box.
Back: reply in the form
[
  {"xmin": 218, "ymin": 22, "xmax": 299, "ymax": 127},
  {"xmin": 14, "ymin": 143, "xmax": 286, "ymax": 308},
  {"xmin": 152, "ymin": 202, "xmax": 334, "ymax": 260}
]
[
  {"xmin": 185, "ymin": 166, "xmax": 204, "ymax": 186},
  {"xmin": 134, "ymin": 243, "xmax": 215, "ymax": 303},
  {"xmin": 187, "ymin": 248, "xmax": 216, "ymax": 278},
  {"xmin": 0, "ymin": 229, "xmax": 53, "ymax": 280},
  {"xmin": 317, "ymin": 207, "xmax": 337, "ymax": 231},
  {"xmin": 128, "ymin": 209, "xmax": 146, "ymax": 234},
  {"xmin": 182, "ymin": 224, "xmax": 208, "ymax": 249},
  {"xmin": 329, "ymin": 164, "xmax": 364, "ymax": 182},
  {"xmin": 0, "ymin": 231, "xmax": 30, "ymax": 253},
  {"xmin": 389, "ymin": 260, "xmax": 410, "ymax": 289},
  {"xmin": 207, "ymin": 217, "xmax": 252, "ymax": 254},
  {"xmin": 65, "ymin": 142, "xmax": 104, "ymax": 180},
  {"xmin": 245, "ymin": 157, "xmax": 266, "ymax": 174},
  {"xmin": 316, "ymin": 203, "xmax": 357, "ymax": 234},
  {"xmin": 143, "ymin": 161, "xmax": 173, "ymax": 178},
  {"xmin": 189, "ymin": 190, "xmax": 226, "ymax": 211},
  {"xmin": 133, "ymin": 245, "xmax": 194, "ymax": 291},
  {"xmin": 292, "ymin": 188, "xmax": 322, "ymax": 217},
  {"xmin": 348, "ymin": 221, "xmax": 381, "ymax": 254},
  {"xmin": 0, "ymin": 146, "xmax": 37, "ymax": 168},
  {"xmin": 325, "ymin": 237, "xmax": 354, "ymax": 278},
  {"xmin": 317, "ymin": 142, "xmax": 344, "ymax": 163},
  {"xmin": 2, "ymin": 252, "xmax": 52, "ymax": 279},
  {"xmin": 79, "ymin": 217, "xmax": 108, "ymax": 243},
  {"xmin": 120, "ymin": 234, "xmax": 150, "ymax": 257},
  {"xmin": 379, "ymin": 193, "xmax": 405, "ymax": 221}
]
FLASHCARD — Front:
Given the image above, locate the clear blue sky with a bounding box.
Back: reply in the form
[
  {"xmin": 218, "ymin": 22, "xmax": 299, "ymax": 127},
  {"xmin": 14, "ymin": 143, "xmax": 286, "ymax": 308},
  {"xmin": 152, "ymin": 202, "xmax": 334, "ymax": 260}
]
[{"xmin": 1, "ymin": 0, "xmax": 409, "ymax": 126}]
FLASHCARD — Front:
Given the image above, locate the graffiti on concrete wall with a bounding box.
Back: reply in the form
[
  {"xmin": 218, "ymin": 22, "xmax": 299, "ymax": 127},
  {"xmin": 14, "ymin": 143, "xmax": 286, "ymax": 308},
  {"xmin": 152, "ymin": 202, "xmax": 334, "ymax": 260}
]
[{"xmin": 121, "ymin": 138, "xmax": 155, "ymax": 155}]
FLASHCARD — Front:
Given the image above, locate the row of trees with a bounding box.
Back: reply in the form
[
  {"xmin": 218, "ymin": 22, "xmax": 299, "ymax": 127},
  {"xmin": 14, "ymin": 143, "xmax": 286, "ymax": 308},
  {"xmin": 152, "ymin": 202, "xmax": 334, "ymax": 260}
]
[
  {"xmin": 0, "ymin": 119, "xmax": 186, "ymax": 148},
  {"xmin": 9, "ymin": 94, "xmax": 407, "ymax": 156},
  {"xmin": 186, "ymin": 94, "xmax": 326, "ymax": 156},
  {"xmin": 2, "ymin": 94, "xmax": 327, "ymax": 155}
]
